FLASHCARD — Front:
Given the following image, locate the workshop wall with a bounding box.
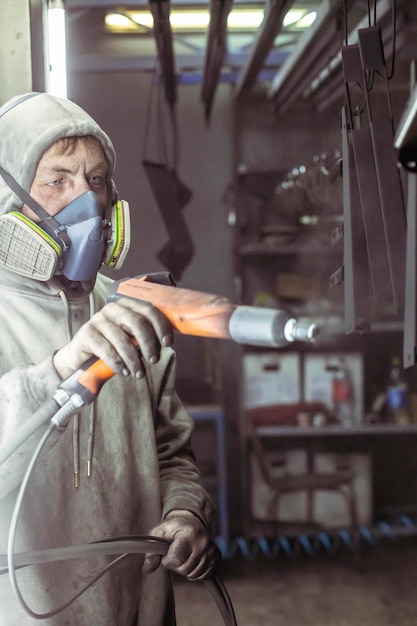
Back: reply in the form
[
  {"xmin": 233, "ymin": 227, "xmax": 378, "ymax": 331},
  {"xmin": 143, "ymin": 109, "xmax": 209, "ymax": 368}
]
[{"xmin": 68, "ymin": 70, "xmax": 235, "ymax": 385}]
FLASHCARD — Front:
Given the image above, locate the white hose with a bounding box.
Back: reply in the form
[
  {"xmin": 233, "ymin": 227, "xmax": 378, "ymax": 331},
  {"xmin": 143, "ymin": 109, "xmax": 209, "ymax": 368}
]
[{"xmin": 1, "ymin": 402, "xmax": 238, "ymax": 625}]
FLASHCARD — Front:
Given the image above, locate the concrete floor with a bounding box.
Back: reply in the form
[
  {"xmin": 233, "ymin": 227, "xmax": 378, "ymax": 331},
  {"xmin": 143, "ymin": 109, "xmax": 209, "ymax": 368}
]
[{"xmin": 173, "ymin": 540, "xmax": 417, "ymax": 626}]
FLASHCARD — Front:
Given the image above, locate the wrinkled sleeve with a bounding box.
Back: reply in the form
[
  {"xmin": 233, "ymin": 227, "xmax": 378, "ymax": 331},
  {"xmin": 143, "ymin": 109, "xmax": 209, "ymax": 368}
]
[
  {"xmin": 0, "ymin": 356, "xmax": 62, "ymax": 500},
  {"xmin": 153, "ymin": 350, "xmax": 216, "ymax": 529}
]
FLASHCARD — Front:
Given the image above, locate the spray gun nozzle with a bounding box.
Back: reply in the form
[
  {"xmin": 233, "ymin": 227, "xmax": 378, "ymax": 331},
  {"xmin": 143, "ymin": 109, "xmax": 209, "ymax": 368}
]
[
  {"xmin": 229, "ymin": 306, "xmax": 318, "ymax": 348},
  {"xmin": 284, "ymin": 318, "xmax": 318, "ymax": 344}
]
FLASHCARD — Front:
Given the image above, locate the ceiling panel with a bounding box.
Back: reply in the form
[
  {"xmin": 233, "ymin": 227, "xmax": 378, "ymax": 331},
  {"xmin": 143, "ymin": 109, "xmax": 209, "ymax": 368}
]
[{"xmin": 65, "ymin": 0, "xmax": 417, "ymax": 118}]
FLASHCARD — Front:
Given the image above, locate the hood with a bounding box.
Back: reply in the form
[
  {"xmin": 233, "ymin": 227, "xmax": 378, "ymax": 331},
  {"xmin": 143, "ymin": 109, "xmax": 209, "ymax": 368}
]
[{"xmin": 0, "ymin": 92, "xmax": 117, "ymax": 215}]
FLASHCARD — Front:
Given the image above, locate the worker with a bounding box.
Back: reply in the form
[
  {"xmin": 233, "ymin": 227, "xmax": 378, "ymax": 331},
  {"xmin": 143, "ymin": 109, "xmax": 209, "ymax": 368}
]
[{"xmin": 0, "ymin": 92, "xmax": 219, "ymax": 625}]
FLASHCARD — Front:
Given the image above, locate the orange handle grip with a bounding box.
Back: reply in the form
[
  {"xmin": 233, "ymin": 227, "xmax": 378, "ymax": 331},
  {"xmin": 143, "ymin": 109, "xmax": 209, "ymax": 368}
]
[{"xmin": 77, "ymin": 358, "xmax": 116, "ymax": 396}]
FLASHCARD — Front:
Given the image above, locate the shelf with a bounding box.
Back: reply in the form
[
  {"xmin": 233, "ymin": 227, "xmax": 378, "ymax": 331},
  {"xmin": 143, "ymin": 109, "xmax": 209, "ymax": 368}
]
[
  {"xmin": 255, "ymin": 424, "xmax": 417, "ymax": 438},
  {"xmin": 239, "ymin": 242, "xmax": 341, "ymax": 257}
]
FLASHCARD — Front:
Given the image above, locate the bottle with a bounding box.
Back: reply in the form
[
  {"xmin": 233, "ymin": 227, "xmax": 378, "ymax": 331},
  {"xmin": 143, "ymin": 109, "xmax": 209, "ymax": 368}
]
[
  {"xmin": 386, "ymin": 357, "xmax": 409, "ymax": 425},
  {"xmin": 331, "ymin": 358, "xmax": 354, "ymax": 427}
]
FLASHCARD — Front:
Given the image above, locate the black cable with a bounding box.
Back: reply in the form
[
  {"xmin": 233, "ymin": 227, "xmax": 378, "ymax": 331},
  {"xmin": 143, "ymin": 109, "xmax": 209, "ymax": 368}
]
[
  {"xmin": 2, "ymin": 539, "xmax": 237, "ymax": 625},
  {"xmin": 142, "ymin": 58, "xmax": 158, "ymax": 162},
  {"xmin": 342, "ymin": 0, "xmax": 348, "ymax": 46},
  {"xmin": 386, "ymin": 0, "xmax": 397, "ymax": 81},
  {"xmin": 367, "ymin": 0, "xmax": 376, "ymax": 28}
]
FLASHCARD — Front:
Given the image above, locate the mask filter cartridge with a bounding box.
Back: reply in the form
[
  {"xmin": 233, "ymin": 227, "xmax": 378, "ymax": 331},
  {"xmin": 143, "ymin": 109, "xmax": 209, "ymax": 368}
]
[
  {"xmin": 103, "ymin": 199, "xmax": 131, "ymax": 269},
  {"xmin": 0, "ymin": 212, "xmax": 61, "ymax": 280}
]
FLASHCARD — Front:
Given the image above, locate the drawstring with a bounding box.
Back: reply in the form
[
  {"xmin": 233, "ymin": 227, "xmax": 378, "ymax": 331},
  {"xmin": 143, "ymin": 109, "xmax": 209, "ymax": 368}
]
[
  {"xmin": 58, "ymin": 289, "xmax": 73, "ymax": 341},
  {"xmin": 58, "ymin": 290, "xmax": 97, "ymax": 487},
  {"xmin": 86, "ymin": 292, "xmax": 96, "ymax": 479},
  {"xmin": 58, "ymin": 289, "xmax": 79, "ymax": 487},
  {"xmin": 72, "ymin": 418, "xmax": 80, "ymax": 488},
  {"xmin": 86, "ymin": 404, "xmax": 95, "ymax": 478}
]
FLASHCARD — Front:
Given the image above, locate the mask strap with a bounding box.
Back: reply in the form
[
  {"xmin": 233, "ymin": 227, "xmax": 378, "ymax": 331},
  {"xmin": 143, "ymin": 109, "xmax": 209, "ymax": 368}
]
[{"xmin": 0, "ymin": 166, "xmax": 71, "ymax": 251}]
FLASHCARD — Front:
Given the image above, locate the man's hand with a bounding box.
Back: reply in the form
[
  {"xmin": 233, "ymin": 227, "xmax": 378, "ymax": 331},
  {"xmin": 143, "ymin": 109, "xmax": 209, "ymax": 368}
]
[
  {"xmin": 142, "ymin": 510, "xmax": 221, "ymax": 581},
  {"xmin": 53, "ymin": 297, "xmax": 173, "ymax": 380}
]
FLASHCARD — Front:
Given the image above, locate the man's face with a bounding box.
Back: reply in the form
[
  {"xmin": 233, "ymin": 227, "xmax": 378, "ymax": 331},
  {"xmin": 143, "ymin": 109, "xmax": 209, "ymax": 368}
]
[{"xmin": 23, "ymin": 136, "xmax": 110, "ymax": 221}]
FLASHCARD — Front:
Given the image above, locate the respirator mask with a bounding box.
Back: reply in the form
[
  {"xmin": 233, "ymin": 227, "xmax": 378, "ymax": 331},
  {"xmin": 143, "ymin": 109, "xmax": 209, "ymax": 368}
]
[{"xmin": 0, "ymin": 168, "xmax": 131, "ymax": 282}]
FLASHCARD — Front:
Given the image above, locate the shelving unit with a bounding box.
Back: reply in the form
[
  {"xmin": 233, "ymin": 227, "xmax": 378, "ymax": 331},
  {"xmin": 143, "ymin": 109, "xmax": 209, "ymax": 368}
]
[
  {"xmin": 228, "ymin": 92, "xmax": 417, "ymax": 542},
  {"xmin": 232, "ymin": 156, "xmax": 356, "ymax": 535}
]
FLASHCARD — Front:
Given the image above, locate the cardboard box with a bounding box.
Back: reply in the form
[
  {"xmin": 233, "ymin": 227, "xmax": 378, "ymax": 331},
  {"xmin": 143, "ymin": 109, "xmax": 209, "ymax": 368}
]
[
  {"xmin": 276, "ymin": 272, "xmax": 321, "ymax": 299},
  {"xmin": 243, "ymin": 352, "xmax": 301, "ymax": 410}
]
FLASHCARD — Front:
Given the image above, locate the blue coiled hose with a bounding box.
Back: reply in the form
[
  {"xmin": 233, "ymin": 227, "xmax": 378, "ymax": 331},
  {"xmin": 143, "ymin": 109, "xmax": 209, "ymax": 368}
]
[{"xmin": 216, "ymin": 514, "xmax": 417, "ymax": 560}]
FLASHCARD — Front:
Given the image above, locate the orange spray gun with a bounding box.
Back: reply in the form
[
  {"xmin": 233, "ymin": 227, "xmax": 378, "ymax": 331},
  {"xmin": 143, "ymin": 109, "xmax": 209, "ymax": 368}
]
[
  {"xmin": 55, "ymin": 273, "xmax": 318, "ymax": 411},
  {"xmin": 108, "ymin": 272, "xmax": 318, "ymax": 345}
]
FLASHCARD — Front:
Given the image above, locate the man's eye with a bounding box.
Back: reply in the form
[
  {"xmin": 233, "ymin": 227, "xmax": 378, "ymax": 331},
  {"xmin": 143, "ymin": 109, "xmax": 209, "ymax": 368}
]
[
  {"xmin": 90, "ymin": 175, "xmax": 105, "ymax": 186},
  {"xmin": 47, "ymin": 179, "xmax": 62, "ymax": 188}
]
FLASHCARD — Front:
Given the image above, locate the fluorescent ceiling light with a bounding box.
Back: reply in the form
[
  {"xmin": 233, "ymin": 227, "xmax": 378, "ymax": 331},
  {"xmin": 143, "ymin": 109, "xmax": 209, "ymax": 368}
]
[
  {"xmin": 283, "ymin": 10, "xmax": 305, "ymax": 26},
  {"xmin": 298, "ymin": 11, "xmax": 317, "ymax": 28},
  {"xmin": 105, "ymin": 14, "xmax": 135, "ymax": 28},
  {"xmin": 105, "ymin": 8, "xmax": 316, "ymax": 32},
  {"xmin": 170, "ymin": 12, "xmax": 210, "ymax": 29},
  {"xmin": 227, "ymin": 10, "xmax": 265, "ymax": 29},
  {"xmin": 47, "ymin": 1, "xmax": 67, "ymax": 98},
  {"xmin": 283, "ymin": 9, "xmax": 317, "ymax": 28}
]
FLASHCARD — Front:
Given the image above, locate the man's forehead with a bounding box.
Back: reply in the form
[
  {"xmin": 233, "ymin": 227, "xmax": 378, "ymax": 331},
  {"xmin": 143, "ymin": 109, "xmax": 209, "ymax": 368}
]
[{"xmin": 39, "ymin": 136, "xmax": 108, "ymax": 168}]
